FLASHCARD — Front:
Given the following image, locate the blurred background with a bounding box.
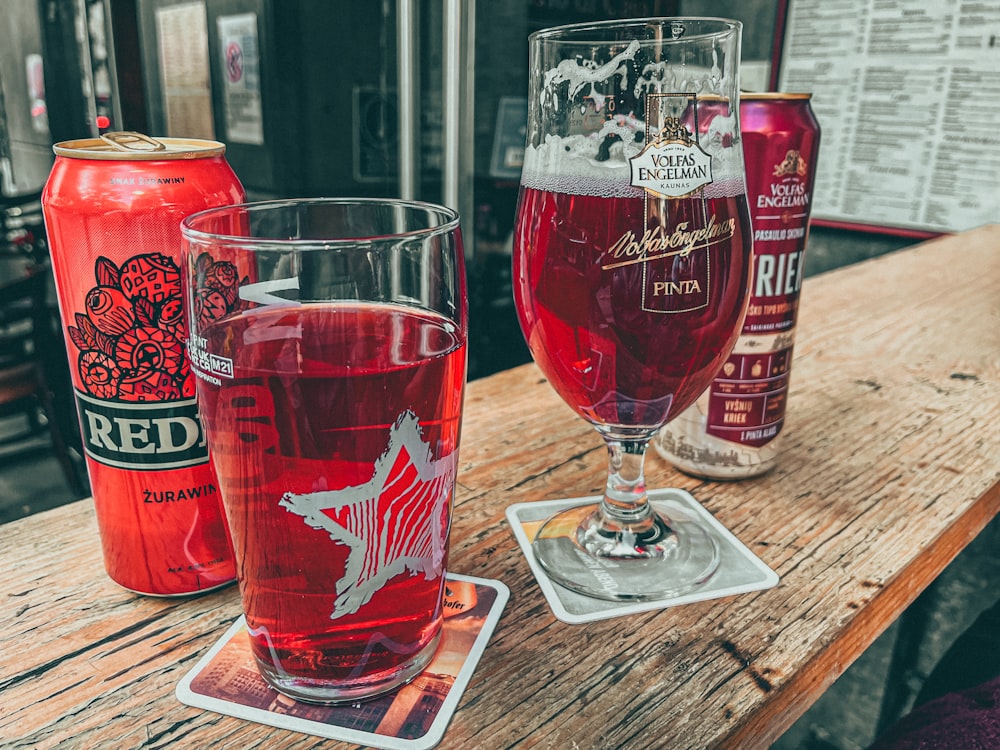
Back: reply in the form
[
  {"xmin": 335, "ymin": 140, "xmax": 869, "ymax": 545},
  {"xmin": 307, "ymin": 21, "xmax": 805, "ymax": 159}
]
[{"xmin": 2, "ymin": 2, "xmax": 992, "ymax": 748}]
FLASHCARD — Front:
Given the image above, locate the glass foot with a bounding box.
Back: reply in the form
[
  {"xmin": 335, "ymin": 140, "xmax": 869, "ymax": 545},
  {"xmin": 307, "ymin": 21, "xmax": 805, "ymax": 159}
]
[{"xmin": 531, "ymin": 499, "xmax": 721, "ymax": 601}]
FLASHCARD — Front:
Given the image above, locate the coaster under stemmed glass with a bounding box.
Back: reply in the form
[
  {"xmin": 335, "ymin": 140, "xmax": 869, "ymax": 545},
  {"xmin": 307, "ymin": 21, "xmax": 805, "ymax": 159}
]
[{"xmin": 513, "ymin": 18, "xmax": 754, "ymax": 600}]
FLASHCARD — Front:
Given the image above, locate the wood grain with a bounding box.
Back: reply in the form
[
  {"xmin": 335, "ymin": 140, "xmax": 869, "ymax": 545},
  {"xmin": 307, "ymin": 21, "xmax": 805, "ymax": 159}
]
[{"xmin": 2, "ymin": 225, "xmax": 998, "ymax": 749}]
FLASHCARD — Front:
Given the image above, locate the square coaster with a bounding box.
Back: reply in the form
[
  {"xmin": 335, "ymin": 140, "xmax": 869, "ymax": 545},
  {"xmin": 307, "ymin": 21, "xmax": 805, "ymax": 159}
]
[
  {"xmin": 506, "ymin": 488, "xmax": 778, "ymax": 624},
  {"xmin": 176, "ymin": 573, "xmax": 508, "ymax": 750}
]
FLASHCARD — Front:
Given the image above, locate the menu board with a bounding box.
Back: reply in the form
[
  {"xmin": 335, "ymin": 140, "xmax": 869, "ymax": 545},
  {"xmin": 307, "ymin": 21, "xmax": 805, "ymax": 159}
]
[
  {"xmin": 776, "ymin": 0, "xmax": 1000, "ymax": 235},
  {"xmin": 155, "ymin": 2, "xmax": 215, "ymax": 139}
]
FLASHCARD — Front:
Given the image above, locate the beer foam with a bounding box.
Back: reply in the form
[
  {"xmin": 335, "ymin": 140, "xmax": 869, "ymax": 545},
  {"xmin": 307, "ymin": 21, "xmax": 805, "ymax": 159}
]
[
  {"xmin": 543, "ymin": 40, "xmax": 641, "ymax": 106},
  {"xmin": 521, "ymin": 134, "xmax": 638, "ymax": 198},
  {"xmin": 521, "ymin": 133, "xmax": 745, "ymax": 199},
  {"xmin": 540, "ymin": 40, "xmax": 730, "ymax": 118}
]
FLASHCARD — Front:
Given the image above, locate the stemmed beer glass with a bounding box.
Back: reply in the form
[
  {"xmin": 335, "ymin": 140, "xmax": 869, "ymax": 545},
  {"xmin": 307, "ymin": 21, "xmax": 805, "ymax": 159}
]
[{"xmin": 513, "ymin": 18, "xmax": 753, "ymax": 600}]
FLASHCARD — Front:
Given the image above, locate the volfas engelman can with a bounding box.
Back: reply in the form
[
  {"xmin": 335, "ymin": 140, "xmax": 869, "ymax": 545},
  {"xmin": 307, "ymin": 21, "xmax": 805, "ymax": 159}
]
[
  {"xmin": 41, "ymin": 132, "xmax": 244, "ymax": 595},
  {"xmin": 655, "ymin": 94, "xmax": 821, "ymax": 478}
]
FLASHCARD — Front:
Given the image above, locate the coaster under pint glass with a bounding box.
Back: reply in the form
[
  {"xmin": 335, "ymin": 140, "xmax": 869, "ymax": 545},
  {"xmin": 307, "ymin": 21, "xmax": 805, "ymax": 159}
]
[
  {"xmin": 513, "ymin": 18, "xmax": 753, "ymax": 600},
  {"xmin": 183, "ymin": 198, "xmax": 467, "ymax": 703}
]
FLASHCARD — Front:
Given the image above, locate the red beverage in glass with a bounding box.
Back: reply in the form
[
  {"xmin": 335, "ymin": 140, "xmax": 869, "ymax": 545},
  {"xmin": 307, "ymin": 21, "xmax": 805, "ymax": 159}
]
[
  {"xmin": 514, "ymin": 18, "xmax": 752, "ymax": 601},
  {"xmin": 195, "ymin": 302, "xmax": 465, "ymax": 690},
  {"xmin": 514, "ymin": 183, "xmax": 752, "ymax": 430}
]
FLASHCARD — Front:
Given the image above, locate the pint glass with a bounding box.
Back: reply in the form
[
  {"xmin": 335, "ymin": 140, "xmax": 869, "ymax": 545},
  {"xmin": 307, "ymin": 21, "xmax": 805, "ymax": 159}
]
[{"xmin": 182, "ymin": 198, "xmax": 467, "ymax": 703}]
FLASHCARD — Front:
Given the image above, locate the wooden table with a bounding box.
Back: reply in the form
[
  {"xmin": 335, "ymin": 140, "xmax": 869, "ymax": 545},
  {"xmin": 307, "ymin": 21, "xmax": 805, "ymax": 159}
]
[{"xmin": 3, "ymin": 225, "xmax": 998, "ymax": 749}]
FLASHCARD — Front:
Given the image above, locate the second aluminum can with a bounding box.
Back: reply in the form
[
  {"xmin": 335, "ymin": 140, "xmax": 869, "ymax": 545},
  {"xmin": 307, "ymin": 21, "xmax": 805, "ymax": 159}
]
[{"xmin": 655, "ymin": 94, "xmax": 821, "ymax": 479}]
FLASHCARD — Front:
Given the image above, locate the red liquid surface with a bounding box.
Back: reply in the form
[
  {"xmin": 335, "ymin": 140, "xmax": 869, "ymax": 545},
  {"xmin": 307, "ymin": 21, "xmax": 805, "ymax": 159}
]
[
  {"xmin": 196, "ymin": 303, "xmax": 466, "ymax": 683},
  {"xmin": 514, "ymin": 186, "xmax": 752, "ymax": 430}
]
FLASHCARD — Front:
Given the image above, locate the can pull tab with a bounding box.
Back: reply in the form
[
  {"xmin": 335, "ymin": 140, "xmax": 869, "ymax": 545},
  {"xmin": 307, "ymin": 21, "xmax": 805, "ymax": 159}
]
[{"xmin": 99, "ymin": 131, "xmax": 167, "ymax": 152}]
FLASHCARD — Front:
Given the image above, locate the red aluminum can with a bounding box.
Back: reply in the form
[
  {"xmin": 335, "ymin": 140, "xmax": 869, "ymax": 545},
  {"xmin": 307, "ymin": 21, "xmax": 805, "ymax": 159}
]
[
  {"xmin": 41, "ymin": 132, "xmax": 244, "ymax": 595},
  {"xmin": 656, "ymin": 93, "xmax": 821, "ymax": 478}
]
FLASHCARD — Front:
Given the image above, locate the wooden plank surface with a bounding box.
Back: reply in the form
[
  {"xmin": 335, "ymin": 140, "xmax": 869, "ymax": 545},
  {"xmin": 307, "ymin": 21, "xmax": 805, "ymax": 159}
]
[{"xmin": 2, "ymin": 225, "xmax": 999, "ymax": 749}]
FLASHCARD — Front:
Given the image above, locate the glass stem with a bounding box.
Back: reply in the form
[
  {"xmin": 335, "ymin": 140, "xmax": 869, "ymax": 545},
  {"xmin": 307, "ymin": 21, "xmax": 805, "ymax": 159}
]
[{"xmin": 601, "ymin": 439, "xmax": 655, "ymax": 532}]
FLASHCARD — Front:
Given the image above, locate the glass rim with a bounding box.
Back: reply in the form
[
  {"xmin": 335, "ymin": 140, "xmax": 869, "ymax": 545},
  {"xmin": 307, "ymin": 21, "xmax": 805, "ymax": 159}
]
[
  {"xmin": 181, "ymin": 196, "xmax": 461, "ymax": 248},
  {"xmin": 529, "ymin": 16, "xmax": 741, "ymax": 45}
]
